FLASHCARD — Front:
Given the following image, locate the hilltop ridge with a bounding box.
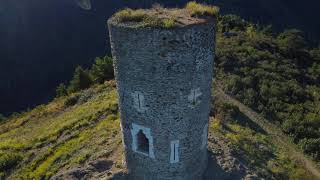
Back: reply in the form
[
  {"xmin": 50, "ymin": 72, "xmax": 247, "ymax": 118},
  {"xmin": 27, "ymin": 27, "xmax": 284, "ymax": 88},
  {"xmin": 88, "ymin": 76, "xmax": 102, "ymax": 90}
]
[{"xmin": 0, "ymin": 82, "xmax": 319, "ymax": 179}]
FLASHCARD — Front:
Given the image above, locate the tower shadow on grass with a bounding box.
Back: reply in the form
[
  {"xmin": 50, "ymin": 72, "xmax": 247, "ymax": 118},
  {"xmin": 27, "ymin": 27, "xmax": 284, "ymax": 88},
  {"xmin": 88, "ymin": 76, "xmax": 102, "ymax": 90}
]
[{"xmin": 234, "ymin": 112, "xmax": 267, "ymax": 135}]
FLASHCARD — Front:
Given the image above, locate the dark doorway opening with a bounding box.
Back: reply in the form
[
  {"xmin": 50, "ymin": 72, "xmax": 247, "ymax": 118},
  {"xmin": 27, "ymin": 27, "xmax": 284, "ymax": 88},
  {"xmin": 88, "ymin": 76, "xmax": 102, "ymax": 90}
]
[{"xmin": 137, "ymin": 130, "xmax": 149, "ymax": 154}]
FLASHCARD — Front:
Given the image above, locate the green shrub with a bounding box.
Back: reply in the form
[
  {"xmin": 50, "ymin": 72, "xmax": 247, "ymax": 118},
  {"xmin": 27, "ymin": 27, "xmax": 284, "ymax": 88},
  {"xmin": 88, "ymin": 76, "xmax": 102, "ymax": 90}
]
[
  {"xmin": 67, "ymin": 66, "xmax": 93, "ymax": 94},
  {"xmin": 55, "ymin": 83, "xmax": 68, "ymax": 97},
  {"xmin": 64, "ymin": 94, "xmax": 80, "ymax": 107},
  {"xmin": 218, "ymin": 14, "xmax": 248, "ymax": 32},
  {"xmin": 0, "ymin": 153, "xmax": 22, "ymax": 173},
  {"xmin": 298, "ymin": 138, "xmax": 320, "ymax": 160},
  {"xmin": 90, "ymin": 56, "xmax": 114, "ymax": 84},
  {"xmin": 162, "ymin": 18, "xmax": 175, "ymax": 29},
  {"xmin": 214, "ymin": 101, "xmax": 240, "ymax": 122}
]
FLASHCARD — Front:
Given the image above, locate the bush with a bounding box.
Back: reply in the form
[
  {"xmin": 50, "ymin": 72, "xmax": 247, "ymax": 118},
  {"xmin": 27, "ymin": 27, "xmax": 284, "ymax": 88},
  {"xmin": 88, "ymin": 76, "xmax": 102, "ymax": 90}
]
[
  {"xmin": 90, "ymin": 56, "xmax": 114, "ymax": 84},
  {"xmin": 298, "ymin": 138, "xmax": 320, "ymax": 160},
  {"xmin": 64, "ymin": 95, "xmax": 80, "ymax": 107},
  {"xmin": 218, "ymin": 14, "xmax": 248, "ymax": 32},
  {"xmin": 0, "ymin": 153, "xmax": 22, "ymax": 173},
  {"xmin": 67, "ymin": 66, "xmax": 93, "ymax": 94},
  {"xmin": 55, "ymin": 83, "xmax": 68, "ymax": 97},
  {"xmin": 277, "ymin": 29, "xmax": 307, "ymax": 59}
]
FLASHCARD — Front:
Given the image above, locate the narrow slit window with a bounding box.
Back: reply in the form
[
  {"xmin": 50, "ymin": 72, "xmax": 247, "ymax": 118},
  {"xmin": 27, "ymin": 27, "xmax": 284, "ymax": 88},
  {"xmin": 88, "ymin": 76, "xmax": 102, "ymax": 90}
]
[{"xmin": 170, "ymin": 140, "xmax": 179, "ymax": 163}]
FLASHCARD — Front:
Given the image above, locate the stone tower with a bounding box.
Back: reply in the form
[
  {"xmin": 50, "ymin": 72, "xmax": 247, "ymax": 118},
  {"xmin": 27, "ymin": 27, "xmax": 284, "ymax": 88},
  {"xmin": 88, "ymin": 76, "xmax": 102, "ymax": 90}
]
[{"xmin": 108, "ymin": 5, "xmax": 216, "ymax": 180}]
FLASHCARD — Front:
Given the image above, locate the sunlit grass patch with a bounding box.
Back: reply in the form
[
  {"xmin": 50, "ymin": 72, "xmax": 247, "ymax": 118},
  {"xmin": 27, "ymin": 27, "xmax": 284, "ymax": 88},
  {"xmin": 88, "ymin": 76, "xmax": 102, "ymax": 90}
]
[
  {"xmin": 113, "ymin": 8, "xmax": 177, "ymax": 29},
  {"xmin": 186, "ymin": 1, "xmax": 219, "ymax": 17},
  {"xmin": 0, "ymin": 84, "xmax": 121, "ymax": 179},
  {"xmin": 113, "ymin": 8, "xmax": 147, "ymax": 23}
]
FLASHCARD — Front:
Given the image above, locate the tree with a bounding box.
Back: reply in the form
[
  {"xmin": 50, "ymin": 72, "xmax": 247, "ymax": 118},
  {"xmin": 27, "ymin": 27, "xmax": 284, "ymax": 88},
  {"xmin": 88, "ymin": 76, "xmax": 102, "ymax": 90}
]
[
  {"xmin": 218, "ymin": 14, "xmax": 248, "ymax": 32},
  {"xmin": 67, "ymin": 66, "xmax": 92, "ymax": 93},
  {"xmin": 55, "ymin": 83, "xmax": 68, "ymax": 97},
  {"xmin": 90, "ymin": 56, "xmax": 114, "ymax": 84},
  {"xmin": 277, "ymin": 29, "xmax": 307, "ymax": 58}
]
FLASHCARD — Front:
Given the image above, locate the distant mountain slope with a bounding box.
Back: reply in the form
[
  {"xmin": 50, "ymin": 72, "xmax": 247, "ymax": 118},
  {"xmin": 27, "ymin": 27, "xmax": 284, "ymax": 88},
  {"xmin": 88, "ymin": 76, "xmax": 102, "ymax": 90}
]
[
  {"xmin": 215, "ymin": 0, "xmax": 320, "ymax": 42},
  {"xmin": 0, "ymin": 82, "xmax": 318, "ymax": 179}
]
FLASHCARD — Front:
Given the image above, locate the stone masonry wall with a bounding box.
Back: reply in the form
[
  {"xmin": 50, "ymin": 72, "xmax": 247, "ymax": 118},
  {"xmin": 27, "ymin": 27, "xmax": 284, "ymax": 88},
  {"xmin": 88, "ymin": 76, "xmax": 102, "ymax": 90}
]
[{"xmin": 108, "ymin": 19, "xmax": 216, "ymax": 180}]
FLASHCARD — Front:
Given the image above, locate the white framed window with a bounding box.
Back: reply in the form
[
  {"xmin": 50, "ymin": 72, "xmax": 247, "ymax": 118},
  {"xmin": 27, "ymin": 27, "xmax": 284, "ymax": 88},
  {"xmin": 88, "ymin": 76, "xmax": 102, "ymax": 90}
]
[
  {"xmin": 170, "ymin": 140, "xmax": 179, "ymax": 163},
  {"xmin": 131, "ymin": 123, "xmax": 155, "ymax": 158}
]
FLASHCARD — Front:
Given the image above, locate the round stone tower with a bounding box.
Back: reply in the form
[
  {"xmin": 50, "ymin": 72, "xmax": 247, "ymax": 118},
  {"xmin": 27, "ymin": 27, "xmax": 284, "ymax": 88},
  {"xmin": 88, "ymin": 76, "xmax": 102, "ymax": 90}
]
[{"xmin": 108, "ymin": 5, "xmax": 216, "ymax": 180}]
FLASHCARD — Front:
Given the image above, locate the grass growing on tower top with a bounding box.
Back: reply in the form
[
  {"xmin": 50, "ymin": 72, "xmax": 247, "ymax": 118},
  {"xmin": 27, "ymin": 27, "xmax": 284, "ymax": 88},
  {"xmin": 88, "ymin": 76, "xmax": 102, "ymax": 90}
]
[
  {"xmin": 113, "ymin": 8, "xmax": 147, "ymax": 23},
  {"xmin": 186, "ymin": 1, "xmax": 220, "ymax": 18},
  {"xmin": 113, "ymin": 7, "xmax": 177, "ymax": 29},
  {"xmin": 112, "ymin": 2, "xmax": 218, "ymax": 29}
]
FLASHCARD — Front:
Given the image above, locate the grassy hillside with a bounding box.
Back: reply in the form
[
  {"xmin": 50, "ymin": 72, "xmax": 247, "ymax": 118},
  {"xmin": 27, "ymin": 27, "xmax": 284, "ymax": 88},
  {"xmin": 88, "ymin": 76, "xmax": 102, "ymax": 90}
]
[
  {"xmin": 0, "ymin": 81, "xmax": 121, "ymax": 179},
  {"xmin": 0, "ymin": 81, "xmax": 319, "ymax": 179},
  {"xmin": 216, "ymin": 15, "xmax": 320, "ymax": 162},
  {"xmin": 212, "ymin": 87, "xmax": 320, "ymax": 179}
]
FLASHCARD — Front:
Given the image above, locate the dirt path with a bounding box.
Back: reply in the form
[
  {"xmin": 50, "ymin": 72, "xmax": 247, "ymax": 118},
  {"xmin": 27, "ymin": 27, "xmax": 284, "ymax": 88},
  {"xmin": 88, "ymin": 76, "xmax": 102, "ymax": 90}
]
[{"xmin": 215, "ymin": 87, "xmax": 320, "ymax": 179}]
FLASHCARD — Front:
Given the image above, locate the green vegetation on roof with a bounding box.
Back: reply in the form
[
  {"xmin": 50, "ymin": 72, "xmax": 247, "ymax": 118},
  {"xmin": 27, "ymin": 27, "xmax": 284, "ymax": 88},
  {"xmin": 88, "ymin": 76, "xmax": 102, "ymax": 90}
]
[
  {"xmin": 112, "ymin": 2, "xmax": 219, "ymax": 29},
  {"xmin": 185, "ymin": 1, "xmax": 220, "ymax": 18},
  {"xmin": 113, "ymin": 8, "xmax": 147, "ymax": 23}
]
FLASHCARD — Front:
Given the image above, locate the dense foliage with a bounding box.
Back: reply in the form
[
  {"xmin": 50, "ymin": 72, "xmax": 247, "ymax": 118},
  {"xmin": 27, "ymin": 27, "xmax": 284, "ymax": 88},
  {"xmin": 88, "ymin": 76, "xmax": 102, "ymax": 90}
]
[
  {"xmin": 212, "ymin": 99, "xmax": 317, "ymax": 179},
  {"xmin": 56, "ymin": 56, "xmax": 114, "ymax": 97},
  {"xmin": 215, "ymin": 15, "xmax": 320, "ymax": 160}
]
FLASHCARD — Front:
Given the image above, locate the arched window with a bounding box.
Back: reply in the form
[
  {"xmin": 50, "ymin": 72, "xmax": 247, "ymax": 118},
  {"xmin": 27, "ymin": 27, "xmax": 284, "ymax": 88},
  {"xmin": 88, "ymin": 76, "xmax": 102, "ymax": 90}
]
[
  {"xmin": 131, "ymin": 123, "xmax": 155, "ymax": 158},
  {"xmin": 137, "ymin": 130, "xmax": 149, "ymax": 154}
]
